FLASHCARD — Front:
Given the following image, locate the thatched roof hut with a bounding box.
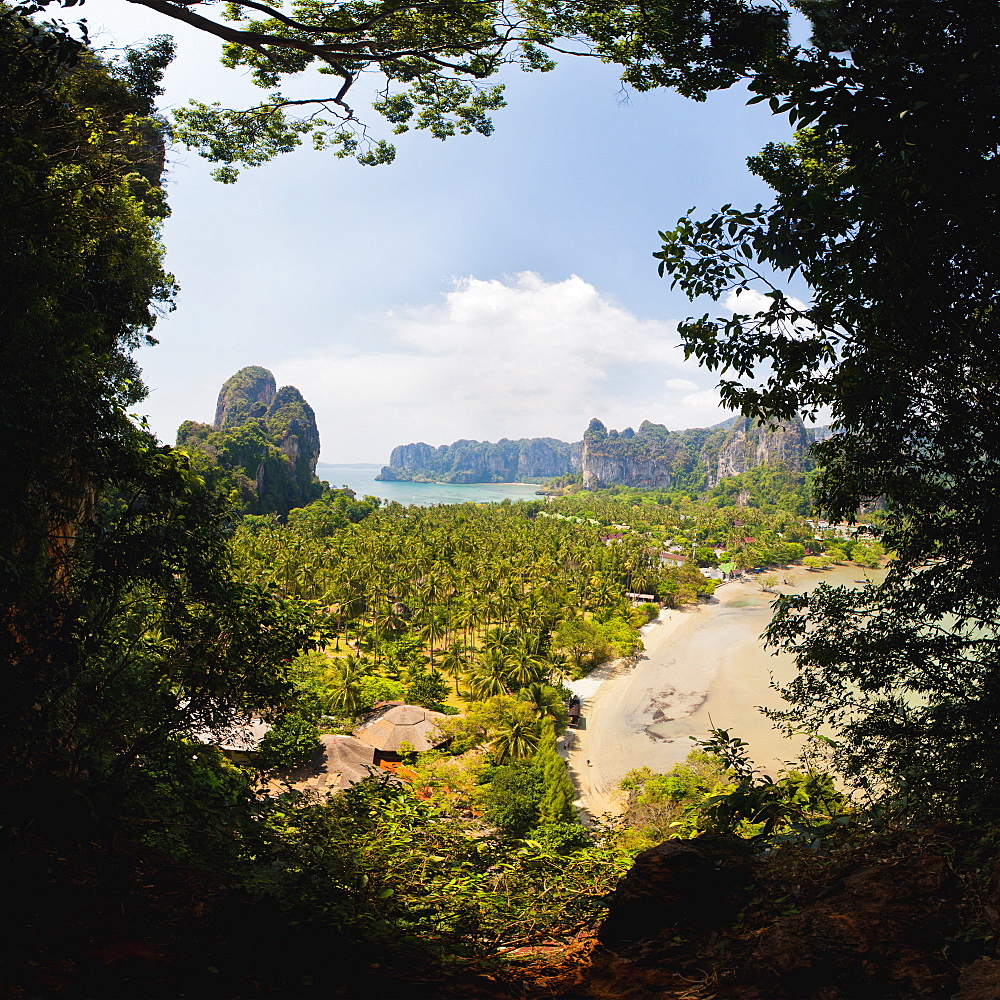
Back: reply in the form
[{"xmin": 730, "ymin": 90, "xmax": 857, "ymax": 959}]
[
  {"xmin": 353, "ymin": 703, "xmax": 449, "ymax": 755},
  {"xmin": 191, "ymin": 717, "xmax": 272, "ymax": 761},
  {"xmin": 269, "ymin": 735, "xmax": 378, "ymax": 796}
]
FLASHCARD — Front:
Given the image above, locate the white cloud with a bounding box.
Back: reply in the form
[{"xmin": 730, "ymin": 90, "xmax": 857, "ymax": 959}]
[
  {"xmin": 280, "ymin": 273, "xmax": 731, "ymax": 461},
  {"xmin": 724, "ymin": 287, "xmax": 809, "ymax": 314}
]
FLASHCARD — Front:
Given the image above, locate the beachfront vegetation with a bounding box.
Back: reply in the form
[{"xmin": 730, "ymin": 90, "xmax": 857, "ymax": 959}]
[
  {"xmin": 618, "ymin": 737, "xmax": 850, "ymax": 854},
  {"xmin": 227, "ymin": 495, "xmax": 715, "ymax": 672},
  {"xmin": 250, "ymin": 775, "xmax": 630, "ymax": 963}
]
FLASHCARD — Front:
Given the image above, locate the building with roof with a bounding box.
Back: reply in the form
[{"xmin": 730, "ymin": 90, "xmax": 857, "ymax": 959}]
[
  {"xmin": 353, "ymin": 703, "xmax": 450, "ymax": 763},
  {"xmin": 196, "ymin": 703, "xmax": 454, "ymax": 796},
  {"xmin": 268, "ymin": 735, "xmax": 379, "ymax": 796},
  {"xmin": 659, "ymin": 551, "xmax": 688, "ymax": 564},
  {"xmin": 191, "ymin": 716, "xmax": 272, "ymax": 765}
]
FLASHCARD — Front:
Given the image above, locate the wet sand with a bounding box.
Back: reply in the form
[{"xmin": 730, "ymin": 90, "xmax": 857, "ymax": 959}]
[{"xmin": 564, "ymin": 564, "xmax": 886, "ymax": 821}]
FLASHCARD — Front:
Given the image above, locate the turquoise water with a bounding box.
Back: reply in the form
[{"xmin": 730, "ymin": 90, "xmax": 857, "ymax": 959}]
[{"xmin": 317, "ymin": 464, "xmax": 543, "ymax": 507}]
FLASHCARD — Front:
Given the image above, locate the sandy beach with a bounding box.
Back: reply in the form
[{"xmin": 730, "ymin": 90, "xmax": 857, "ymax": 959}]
[{"xmin": 561, "ymin": 564, "xmax": 886, "ymax": 822}]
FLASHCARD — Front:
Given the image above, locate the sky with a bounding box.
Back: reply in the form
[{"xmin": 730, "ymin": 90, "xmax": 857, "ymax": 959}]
[{"xmin": 84, "ymin": 1, "xmax": 800, "ymax": 462}]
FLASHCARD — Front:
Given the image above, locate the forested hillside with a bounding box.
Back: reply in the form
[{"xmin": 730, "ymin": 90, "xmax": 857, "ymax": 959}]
[{"xmin": 176, "ymin": 366, "xmax": 324, "ymax": 516}]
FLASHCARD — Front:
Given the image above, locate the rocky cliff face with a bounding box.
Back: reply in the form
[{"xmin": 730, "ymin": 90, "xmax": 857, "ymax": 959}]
[
  {"xmin": 581, "ymin": 419, "xmax": 676, "ymax": 490},
  {"xmin": 515, "ymin": 437, "xmax": 582, "ymax": 480},
  {"xmin": 580, "ymin": 828, "xmax": 990, "ymax": 1000},
  {"xmin": 385, "ymin": 442, "xmax": 436, "ymax": 475},
  {"xmin": 380, "ymin": 415, "xmax": 816, "ymax": 490},
  {"xmin": 214, "ymin": 365, "xmax": 276, "ymax": 429},
  {"xmin": 265, "ymin": 385, "xmax": 321, "ymax": 477},
  {"xmin": 714, "ymin": 418, "xmax": 812, "ymax": 481},
  {"xmin": 378, "ymin": 437, "xmax": 581, "ymax": 483},
  {"xmin": 580, "ymin": 416, "xmax": 815, "ymax": 490},
  {"xmin": 177, "ymin": 366, "xmax": 322, "ymax": 516}
]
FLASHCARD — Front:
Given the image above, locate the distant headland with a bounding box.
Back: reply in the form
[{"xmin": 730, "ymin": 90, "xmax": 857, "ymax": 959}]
[{"xmin": 379, "ymin": 416, "xmax": 824, "ymax": 491}]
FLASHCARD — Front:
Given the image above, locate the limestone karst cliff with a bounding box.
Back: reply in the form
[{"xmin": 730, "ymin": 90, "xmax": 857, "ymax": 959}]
[
  {"xmin": 176, "ymin": 366, "xmax": 322, "ymax": 516},
  {"xmin": 581, "ymin": 416, "xmax": 815, "ymax": 490},
  {"xmin": 714, "ymin": 417, "xmax": 812, "ymax": 481},
  {"xmin": 265, "ymin": 385, "xmax": 322, "ymax": 476},
  {"xmin": 379, "ymin": 416, "xmax": 820, "ymax": 491},
  {"xmin": 378, "ymin": 437, "xmax": 582, "ymax": 484},
  {"xmin": 213, "ymin": 365, "xmax": 276, "ymax": 428}
]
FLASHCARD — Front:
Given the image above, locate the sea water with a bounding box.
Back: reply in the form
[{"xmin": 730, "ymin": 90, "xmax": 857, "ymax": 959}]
[{"xmin": 317, "ymin": 463, "xmax": 542, "ymax": 507}]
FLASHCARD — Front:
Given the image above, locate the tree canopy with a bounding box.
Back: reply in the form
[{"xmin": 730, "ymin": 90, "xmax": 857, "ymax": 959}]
[
  {"xmin": 0, "ymin": 8, "xmax": 317, "ymax": 815},
  {"xmin": 12, "ymin": 5, "xmax": 1000, "ymax": 986},
  {"xmin": 19, "ymin": 0, "xmax": 790, "ymax": 179},
  {"xmin": 650, "ymin": 1, "xmax": 1000, "ymax": 818}
]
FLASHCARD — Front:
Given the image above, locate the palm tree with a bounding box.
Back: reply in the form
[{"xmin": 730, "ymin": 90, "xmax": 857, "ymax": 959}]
[
  {"xmin": 324, "ymin": 653, "xmax": 370, "ymax": 718},
  {"xmin": 483, "ymin": 625, "xmax": 518, "ymax": 655},
  {"xmin": 469, "ymin": 649, "xmax": 511, "ymax": 699},
  {"xmin": 452, "ymin": 599, "xmax": 478, "ymax": 655},
  {"xmin": 518, "ymin": 683, "xmax": 568, "ymax": 727},
  {"xmin": 440, "ymin": 639, "xmax": 467, "ymax": 697},
  {"xmin": 544, "ymin": 652, "xmax": 573, "ymax": 687},
  {"xmin": 491, "ymin": 718, "xmax": 539, "ymax": 763},
  {"xmin": 505, "ymin": 650, "xmax": 548, "ymax": 690},
  {"xmin": 418, "ymin": 610, "xmax": 444, "ymax": 664}
]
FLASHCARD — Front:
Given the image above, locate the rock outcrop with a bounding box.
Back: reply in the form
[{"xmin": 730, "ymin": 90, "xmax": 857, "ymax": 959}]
[
  {"xmin": 214, "ymin": 365, "xmax": 276, "ymax": 429},
  {"xmin": 581, "ymin": 419, "xmax": 676, "ymax": 490},
  {"xmin": 265, "ymin": 385, "xmax": 321, "ymax": 476},
  {"xmin": 582, "ymin": 827, "xmax": 983, "ymax": 1000},
  {"xmin": 176, "ymin": 366, "xmax": 322, "ymax": 516},
  {"xmin": 581, "ymin": 416, "xmax": 816, "ymax": 490},
  {"xmin": 715, "ymin": 417, "xmax": 812, "ymax": 481},
  {"xmin": 598, "ymin": 835, "xmax": 753, "ymax": 953},
  {"xmin": 380, "ymin": 415, "xmax": 822, "ymax": 490},
  {"xmin": 378, "ymin": 437, "xmax": 581, "ymax": 483}
]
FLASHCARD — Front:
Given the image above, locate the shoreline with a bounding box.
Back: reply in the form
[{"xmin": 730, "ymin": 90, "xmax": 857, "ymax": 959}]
[
  {"xmin": 563, "ymin": 564, "xmax": 886, "ymax": 823},
  {"xmin": 373, "ymin": 477, "xmax": 539, "ymax": 487}
]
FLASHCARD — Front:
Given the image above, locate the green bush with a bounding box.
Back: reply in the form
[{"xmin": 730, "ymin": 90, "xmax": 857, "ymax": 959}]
[
  {"xmin": 528, "ymin": 821, "xmax": 593, "ymax": 854},
  {"xmin": 852, "ymin": 539, "xmax": 886, "ymax": 568},
  {"xmin": 405, "ymin": 668, "xmax": 449, "ymax": 711},
  {"xmin": 257, "ymin": 714, "xmax": 321, "ymax": 769},
  {"xmin": 357, "ymin": 675, "xmax": 406, "ymax": 711},
  {"xmin": 480, "ymin": 760, "xmax": 545, "ymax": 837}
]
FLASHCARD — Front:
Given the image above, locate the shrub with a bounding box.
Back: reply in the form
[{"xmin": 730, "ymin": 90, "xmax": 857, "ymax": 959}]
[
  {"xmin": 852, "ymin": 539, "xmax": 886, "ymax": 568},
  {"xmin": 257, "ymin": 714, "xmax": 321, "ymax": 770},
  {"xmin": 637, "ymin": 602, "xmax": 660, "ymax": 623},
  {"xmin": 529, "ymin": 822, "xmax": 594, "ymax": 854},
  {"xmin": 357, "ymin": 675, "xmax": 406, "ymax": 711},
  {"xmin": 480, "ymin": 760, "xmax": 545, "ymax": 837},
  {"xmin": 405, "ymin": 668, "xmax": 449, "ymax": 711}
]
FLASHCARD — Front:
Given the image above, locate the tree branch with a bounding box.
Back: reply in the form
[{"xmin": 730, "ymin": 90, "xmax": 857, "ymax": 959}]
[{"xmin": 127, "ymin": 0, "xmax": 365, "ymax": 64}]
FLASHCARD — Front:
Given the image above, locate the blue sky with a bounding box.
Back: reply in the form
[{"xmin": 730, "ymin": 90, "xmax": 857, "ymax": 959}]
[{"xmin": 86, "ymin": 1, "xmax": 797, "ymax": 462}]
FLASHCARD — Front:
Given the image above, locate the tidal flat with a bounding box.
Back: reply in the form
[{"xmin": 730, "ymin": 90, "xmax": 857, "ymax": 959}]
[{"xmin": 568, "ymin": 563, "xmax": 888, "ymax": 819}]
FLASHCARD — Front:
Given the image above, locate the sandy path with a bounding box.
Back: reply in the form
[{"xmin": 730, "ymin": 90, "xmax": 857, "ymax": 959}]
[{"xmin": 562, "ymin": 566, "xmax": 885, "ymax": 823}]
